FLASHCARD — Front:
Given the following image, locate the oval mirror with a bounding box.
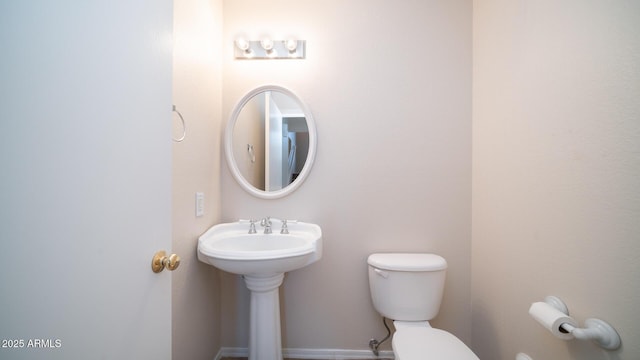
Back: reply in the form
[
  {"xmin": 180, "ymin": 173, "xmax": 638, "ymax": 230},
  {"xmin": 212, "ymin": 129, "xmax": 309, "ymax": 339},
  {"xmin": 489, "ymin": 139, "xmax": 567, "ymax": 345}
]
[{"xmin": 225, "ymin": 85, "xmax": 317, "ymax": 199}]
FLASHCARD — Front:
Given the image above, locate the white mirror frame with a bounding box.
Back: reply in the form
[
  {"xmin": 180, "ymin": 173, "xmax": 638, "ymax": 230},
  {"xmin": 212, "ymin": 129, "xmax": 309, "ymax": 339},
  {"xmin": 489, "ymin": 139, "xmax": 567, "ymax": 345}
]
[{"xmin": 224, "ymin": 85, "xmax": 317, "ymax": 199}]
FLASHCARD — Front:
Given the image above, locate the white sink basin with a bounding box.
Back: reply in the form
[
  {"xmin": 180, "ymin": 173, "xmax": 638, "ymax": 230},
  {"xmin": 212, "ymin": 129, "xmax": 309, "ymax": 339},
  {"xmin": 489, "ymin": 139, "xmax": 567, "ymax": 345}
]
[{"xmin": 197, "ymin": 219, "xmax": 322, "ymax": 275}]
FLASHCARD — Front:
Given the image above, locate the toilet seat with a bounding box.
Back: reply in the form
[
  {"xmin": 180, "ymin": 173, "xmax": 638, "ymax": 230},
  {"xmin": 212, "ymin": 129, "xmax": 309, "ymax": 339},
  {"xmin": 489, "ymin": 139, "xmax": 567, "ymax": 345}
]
[{"xmin": 393, "ymin": 327, "xmax": 479, "ymax": 360}]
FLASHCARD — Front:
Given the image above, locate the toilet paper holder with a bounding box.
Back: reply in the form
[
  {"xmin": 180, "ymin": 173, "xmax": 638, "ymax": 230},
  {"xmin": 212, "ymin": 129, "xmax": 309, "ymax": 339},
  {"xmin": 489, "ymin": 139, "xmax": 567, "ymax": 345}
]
[{"xmin": 530, "ymin": 296, "xmax": 621, "ymax": 350}]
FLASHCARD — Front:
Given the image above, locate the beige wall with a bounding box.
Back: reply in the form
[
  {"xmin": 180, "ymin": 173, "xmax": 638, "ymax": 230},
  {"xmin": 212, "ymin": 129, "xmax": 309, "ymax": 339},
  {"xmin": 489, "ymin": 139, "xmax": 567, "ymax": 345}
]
[
  {"xmin": 472, "ymin": 1, "xmax": 640, "ymax": 359},
  {"xmin": 172, "ymin": 0, "xmax": 224, "ymax": 359},
  {"xmin": 220, "ymin": 0, "xmax": 472, "ymax": 351}
]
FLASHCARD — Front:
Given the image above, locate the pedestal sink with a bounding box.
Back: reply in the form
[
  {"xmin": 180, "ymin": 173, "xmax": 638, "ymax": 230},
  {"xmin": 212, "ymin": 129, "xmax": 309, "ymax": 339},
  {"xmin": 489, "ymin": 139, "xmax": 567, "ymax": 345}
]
[{"xmin": 197, "ymin": 219, "xmax": 322, "ymax": 360}]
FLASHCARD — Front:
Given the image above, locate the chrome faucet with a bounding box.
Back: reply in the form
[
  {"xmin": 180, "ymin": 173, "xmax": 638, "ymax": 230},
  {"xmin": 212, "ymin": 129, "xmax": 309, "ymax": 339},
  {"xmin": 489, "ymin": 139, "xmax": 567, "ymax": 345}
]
[{"xmin": 260, "ymin": 217, "xmax": 272, "ymax": 234}]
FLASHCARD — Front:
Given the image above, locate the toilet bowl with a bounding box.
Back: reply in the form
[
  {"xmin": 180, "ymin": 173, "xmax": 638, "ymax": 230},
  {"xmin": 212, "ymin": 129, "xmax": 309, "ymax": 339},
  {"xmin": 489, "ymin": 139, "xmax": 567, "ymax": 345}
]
[
  {"xmin": 392, "ymin": 321, "xmax": 478, "ymax": 360},
  {"xmin": 368, "ymin": 253, "xmax": 478, "ymax": 360}
]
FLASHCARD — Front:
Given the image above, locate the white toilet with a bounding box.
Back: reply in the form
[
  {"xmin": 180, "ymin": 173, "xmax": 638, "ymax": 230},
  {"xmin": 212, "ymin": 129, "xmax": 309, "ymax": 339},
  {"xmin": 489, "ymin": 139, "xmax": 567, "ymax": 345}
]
[{"xmin": 368, "ymin": 253, "xmax": 479, "ymax": 360}]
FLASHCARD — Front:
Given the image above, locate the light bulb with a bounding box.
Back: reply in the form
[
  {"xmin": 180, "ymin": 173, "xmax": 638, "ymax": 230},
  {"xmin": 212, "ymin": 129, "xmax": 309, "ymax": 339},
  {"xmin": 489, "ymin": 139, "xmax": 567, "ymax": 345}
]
[
  {"xmin": 284, "ymin": 39, "xmax": 298, "ymax": 53},
  {"xmin": 260, "ymin": 38, "xmax": 274, "ymax": 51},
  {"xmin": 235, "ymin": 38, "xmax": 250, "ymax": 51}
]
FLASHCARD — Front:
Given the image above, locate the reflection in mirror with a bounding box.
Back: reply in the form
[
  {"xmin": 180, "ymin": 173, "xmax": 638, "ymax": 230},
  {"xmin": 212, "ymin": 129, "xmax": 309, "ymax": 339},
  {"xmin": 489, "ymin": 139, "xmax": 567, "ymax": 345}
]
[
  {"xmin": 232, "ymin": 91, "xmax": 309, "ymax": 191},
  {"xmin": 225, "ymin": 86, "xmax": 316, "ymax": 199}
]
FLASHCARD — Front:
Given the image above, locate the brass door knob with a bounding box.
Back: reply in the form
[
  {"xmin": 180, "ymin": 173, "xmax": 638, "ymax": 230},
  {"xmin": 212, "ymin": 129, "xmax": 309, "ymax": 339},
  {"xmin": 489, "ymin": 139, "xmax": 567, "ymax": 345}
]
[{"xmin": 151, "ymin": 250, "xmax": 181, "ymax": 273}]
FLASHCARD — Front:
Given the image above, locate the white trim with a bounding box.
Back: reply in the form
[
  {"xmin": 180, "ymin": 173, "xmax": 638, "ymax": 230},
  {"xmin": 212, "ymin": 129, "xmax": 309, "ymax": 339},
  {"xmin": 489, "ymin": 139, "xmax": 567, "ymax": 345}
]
[
  {"xmin": 214, "ymin": 347, "xmax": 394, "ymax": 360},
  {"xmin": 285, "ymin": 348, "xmax": 394, "ymax": 359},
  {"xmin": 214, "ymin": 347, "xmax": 248, "ymax": 359}
]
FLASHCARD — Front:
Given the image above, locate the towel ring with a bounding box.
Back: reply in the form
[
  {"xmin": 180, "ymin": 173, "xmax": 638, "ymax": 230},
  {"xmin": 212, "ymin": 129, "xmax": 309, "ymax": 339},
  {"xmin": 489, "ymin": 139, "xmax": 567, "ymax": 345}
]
[
  {"xmin": 247, "ymin": 144, "xmax": 256, "ymax": 163},
  {"xmin": 172, "ymin": 105, "xmax": 186, "ymax": 142}
]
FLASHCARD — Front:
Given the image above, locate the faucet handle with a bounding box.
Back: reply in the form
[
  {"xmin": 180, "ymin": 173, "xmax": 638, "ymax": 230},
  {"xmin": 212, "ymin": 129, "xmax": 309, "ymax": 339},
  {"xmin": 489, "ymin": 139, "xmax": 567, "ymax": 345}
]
[
  {"xmin": 281, "ymin": 220, "xmax": 289, "ymax": 234},
  {"xmin": 280, "ymin": 219, "xmax": 299, "ymax": 234},
  {"xmin": 248, "ymin": 219, "xmax": 257, "ymax": 234}
]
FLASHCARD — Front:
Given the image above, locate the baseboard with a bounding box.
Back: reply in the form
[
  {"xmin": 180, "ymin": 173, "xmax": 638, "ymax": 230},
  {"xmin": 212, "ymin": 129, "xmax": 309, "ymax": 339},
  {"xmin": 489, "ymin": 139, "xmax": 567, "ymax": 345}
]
[
  {"xmin": 284, "ymin": 348, "xmax": 394, "ymax": 359},
  {"xmin": 214, "ymin": 347, "xmax": 248, "ymax": 359},
  {"xmin": 214, "ymin": 347, "xmax": 394, "ymax": 360}
]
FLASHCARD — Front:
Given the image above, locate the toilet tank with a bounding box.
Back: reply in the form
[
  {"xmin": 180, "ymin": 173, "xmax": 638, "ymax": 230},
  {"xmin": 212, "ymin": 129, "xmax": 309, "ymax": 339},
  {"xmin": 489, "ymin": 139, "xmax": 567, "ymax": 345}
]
[{"xmin": 368, "ymin": 253, "xmax": 447, "ymax": 321}]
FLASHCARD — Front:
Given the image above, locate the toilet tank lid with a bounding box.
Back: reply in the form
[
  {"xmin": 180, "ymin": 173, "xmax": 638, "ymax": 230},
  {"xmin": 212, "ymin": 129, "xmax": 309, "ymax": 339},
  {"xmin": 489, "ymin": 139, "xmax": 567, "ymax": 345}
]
[{"xmin": 368, "ymin": 253, "xmax": 447, "ymax": 271}]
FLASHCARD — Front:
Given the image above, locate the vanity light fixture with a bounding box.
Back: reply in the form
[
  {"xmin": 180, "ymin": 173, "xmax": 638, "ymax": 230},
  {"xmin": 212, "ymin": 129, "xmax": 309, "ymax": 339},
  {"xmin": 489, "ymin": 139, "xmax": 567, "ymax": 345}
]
[{"xmin": 234, "ymin": 37, "xmax": 306, "ymax": 60}]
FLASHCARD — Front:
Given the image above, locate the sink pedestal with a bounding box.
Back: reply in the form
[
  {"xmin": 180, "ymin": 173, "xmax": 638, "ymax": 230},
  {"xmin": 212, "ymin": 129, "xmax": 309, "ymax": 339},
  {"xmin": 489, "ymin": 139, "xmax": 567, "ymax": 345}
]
[{"xmin": 244, "ymin": 273, "xmax": 285, "ymax": 360}]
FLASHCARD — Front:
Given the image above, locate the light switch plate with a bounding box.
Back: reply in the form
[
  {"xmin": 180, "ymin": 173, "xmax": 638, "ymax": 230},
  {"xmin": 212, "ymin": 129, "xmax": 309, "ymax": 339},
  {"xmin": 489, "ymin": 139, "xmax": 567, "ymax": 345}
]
[{"xmin": 195, "ymin": 192, "xmax": 204, "ymax": 217}]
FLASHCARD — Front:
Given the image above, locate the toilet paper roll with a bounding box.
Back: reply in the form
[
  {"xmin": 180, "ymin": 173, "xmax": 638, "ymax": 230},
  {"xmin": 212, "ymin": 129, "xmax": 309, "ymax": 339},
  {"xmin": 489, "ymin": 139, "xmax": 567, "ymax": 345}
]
[{"xmin": 528, "ymin": 301, "xmax": 577, "ymax": 340}]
